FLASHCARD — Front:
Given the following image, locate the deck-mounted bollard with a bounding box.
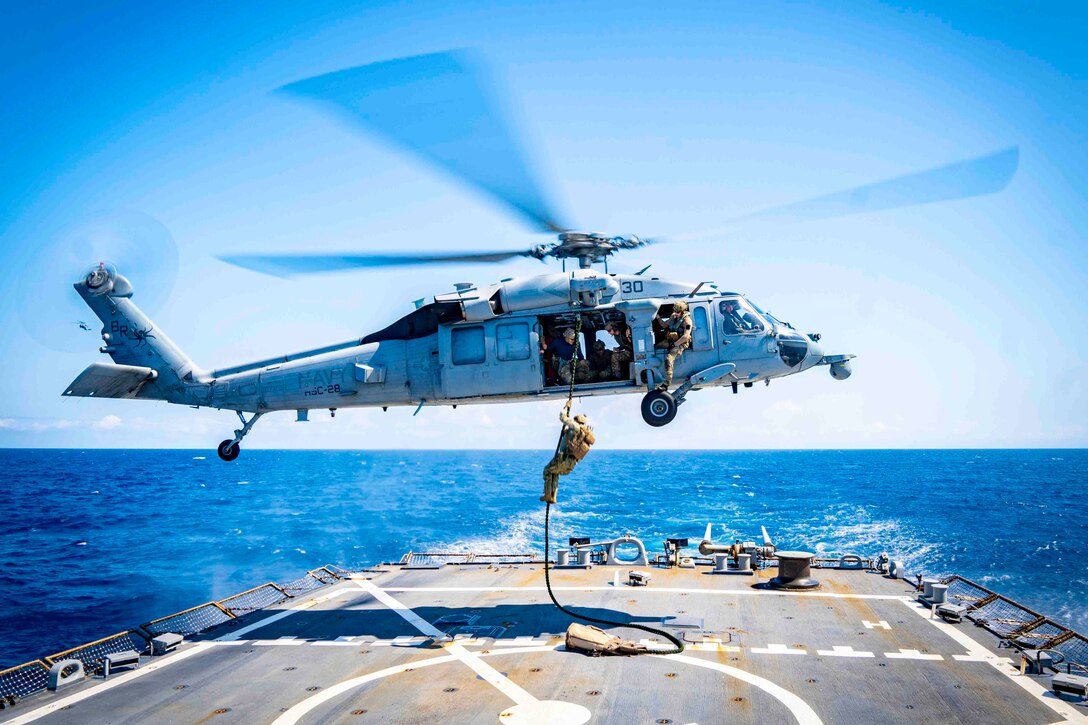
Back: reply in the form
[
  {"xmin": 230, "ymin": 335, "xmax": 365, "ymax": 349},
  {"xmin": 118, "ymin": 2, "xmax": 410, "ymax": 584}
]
[
  {"xmin": 47, "ymin": 660, "xmax": 84, "ymax": 691},
  {"xmin": 769, "ymin": 551, "xmax": 820, "ymax": 590}
]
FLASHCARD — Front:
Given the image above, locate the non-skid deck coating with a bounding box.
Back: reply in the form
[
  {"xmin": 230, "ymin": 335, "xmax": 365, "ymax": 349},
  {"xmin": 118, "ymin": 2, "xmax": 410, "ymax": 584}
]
[{"xmin": 5, "ymin": 563, "xmax": 1087, "ymax": 725}]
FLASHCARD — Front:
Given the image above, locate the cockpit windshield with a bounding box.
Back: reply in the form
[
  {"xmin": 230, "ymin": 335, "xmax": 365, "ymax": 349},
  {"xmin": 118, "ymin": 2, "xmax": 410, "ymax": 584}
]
[{"xmin": 719, "ymin": 297, "xmax": 767, "ymax": 335}]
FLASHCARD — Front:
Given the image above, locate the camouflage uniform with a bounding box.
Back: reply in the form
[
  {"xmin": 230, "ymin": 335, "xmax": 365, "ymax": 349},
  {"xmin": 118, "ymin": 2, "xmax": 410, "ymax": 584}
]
[
  {"xmin": 606, "ymin": 323, "xmax": 633, "ymax": 379},
  {"xmin": 541, "ymin": 405, "xmax": 595, "ymax": 504},
  {"xmin": 655, "ymin": 302, "xmax": 693, "ymax": 388},
  {"xmin": 587, "ymin": 341, "xmax": 613, "ymax": 381},
  {"xmin": 558, "ymin": 359, "xmax": 591, "ymax": 384}
]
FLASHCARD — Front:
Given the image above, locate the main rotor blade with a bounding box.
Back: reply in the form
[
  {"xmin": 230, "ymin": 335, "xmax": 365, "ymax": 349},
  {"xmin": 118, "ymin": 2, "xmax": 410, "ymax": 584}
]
[
  {"xmin": 743, "ymin": 146, "xmax": 1019, "ymax": 224},
  {"xmin": 281, "ymin": 51, "xmax": 568, "ymax": 234},
  {"xmin": 666, "ymin": 147, "xmax": 1020, "ymax": 244},
  {"xmin": 219, "ymin": 249, "xmax": 537, "ymax": 277}
]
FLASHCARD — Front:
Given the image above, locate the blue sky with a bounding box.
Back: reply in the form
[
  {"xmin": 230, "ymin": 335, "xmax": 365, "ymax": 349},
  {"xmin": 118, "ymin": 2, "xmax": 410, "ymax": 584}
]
[{"xmin": 1, "ymin": 1, "xmax": 1085, "ymax": 449}]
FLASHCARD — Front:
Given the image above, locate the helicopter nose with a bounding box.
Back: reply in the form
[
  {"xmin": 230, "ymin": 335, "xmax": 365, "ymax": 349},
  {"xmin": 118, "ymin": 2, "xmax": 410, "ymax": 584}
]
[{"xmin": 801, "ymin": 339, "xmax": 824, "ymax": 370}]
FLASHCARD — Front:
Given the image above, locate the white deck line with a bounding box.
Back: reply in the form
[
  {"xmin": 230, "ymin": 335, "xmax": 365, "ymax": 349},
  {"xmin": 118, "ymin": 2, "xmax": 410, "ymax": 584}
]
[
  {"xmin": 816, "ymin": 646, "xmax": 874, "ymax": 658},
  {"xmin": 4, "ymin": 643, "xmax": 217, "ymax": 725},
  {"xmin": 494, "ymin": 636, "xmax": 549, "ymax": 647},
  {"xmin": 661, "ymin": 653, "xmax": 823, "ymax": 725},
  {"xmin": 216, "ymin": 586, "xmax": 359, "ymax": 641},
  {"xmin": 383, "ymin": 585, "xmax": 908, "ymax": 601},
  {"xmin": 254, "ymin": 636, "xmax": 306, "ymax": 646},
  {"xmin": 900, "ymin": 598, "xmax": 1088, "ymax": 723},
  {"xmin": 273, "ymin": 646, "xmax": 569, "ymax": 725},
  {"xmin": 5, "ymin": 586, "xmax": 364, "ymax": 724},
  {"xmin": 271, "ymin": 652, "xmax": 459, "ymax": 725},
  {"xmin": 354, "ymin": 578, "xmax": 539, "ymax": 707},
  {"xmin": 884, "ymin": 648, "xmax": 943, "ymax": 661},
  {"xmin": 752, "ymin": 643, "xmax": 807, "ymax": 655},
  {"xmin": 273, "ymin": 642, "xmax": 823, "ymax": 725}
]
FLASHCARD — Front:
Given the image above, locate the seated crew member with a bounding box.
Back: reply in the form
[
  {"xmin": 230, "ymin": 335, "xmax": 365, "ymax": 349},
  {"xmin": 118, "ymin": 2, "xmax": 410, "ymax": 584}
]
[
  {"xmin": 606, "ymin": 321, "xmax": 633, "ymax": 379},
  {"xmin": 720, "ymin": 298, "xmax": 758, "ymax": 334},
  {"xmin": 587, "ymin": 339, "xmax": 613, "ymax": 381},
  {"xmin": 545, "ymin": 327, "xmax": 588, "ymax": 384},
  {"xmin": 654, "ymin": 301, "xmax": 693, "ymax": 389}
]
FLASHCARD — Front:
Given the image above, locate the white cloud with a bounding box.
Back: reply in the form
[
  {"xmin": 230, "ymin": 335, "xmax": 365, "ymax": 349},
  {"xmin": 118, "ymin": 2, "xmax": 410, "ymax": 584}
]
[
  {"xmin": 93, "ymin": 414, "xmax": 123, "ymax": 430},
  {"xmin": 762, "ymin": 399, "xmax": 804, "ymax": 427},
  {"xmin": 0, "ymin": 418, "xmax": 77, "ymax": 432}
]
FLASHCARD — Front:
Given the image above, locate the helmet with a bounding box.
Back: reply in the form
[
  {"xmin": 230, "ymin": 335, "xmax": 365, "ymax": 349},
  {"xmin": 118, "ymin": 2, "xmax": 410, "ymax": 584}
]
[
  {"xmin": 574, "ymin": 413, "xmax": 588, "ymax": 424},
  {"xmin": 594, "ymin": 340, "xmax": 606, "ymax": 351},
  {"xmin": 562, "ymin": 328, "xmax": 576, "ymax": 341},
  {"xmin": 672, "ymin": 301, "xmax": 688, "ymax": 313}
]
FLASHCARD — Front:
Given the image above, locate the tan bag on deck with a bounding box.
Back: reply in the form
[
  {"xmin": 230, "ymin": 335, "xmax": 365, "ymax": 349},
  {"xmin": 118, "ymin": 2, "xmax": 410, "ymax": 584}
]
[{"xmin": 565, "ymin": 623, "xmax": 646, "ymax": 657}]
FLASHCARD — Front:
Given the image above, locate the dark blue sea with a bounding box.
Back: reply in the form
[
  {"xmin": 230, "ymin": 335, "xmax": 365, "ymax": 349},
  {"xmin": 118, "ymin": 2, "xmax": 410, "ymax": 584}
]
[{"xmin": 2, "ymin": 449, "xmax": 1085, "ymax": 668}]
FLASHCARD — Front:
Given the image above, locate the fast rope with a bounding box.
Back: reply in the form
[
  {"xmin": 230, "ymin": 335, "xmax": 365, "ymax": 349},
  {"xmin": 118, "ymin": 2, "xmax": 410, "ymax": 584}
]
[{"xmin": 542, "ymin": 317, "xmax": 685, "ymax": 655}]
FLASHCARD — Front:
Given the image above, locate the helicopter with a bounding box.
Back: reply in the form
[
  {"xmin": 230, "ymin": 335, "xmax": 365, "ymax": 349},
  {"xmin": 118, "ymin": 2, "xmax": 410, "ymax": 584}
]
[{"xmin": 61, "ymin": 51, "xmax": 1018, "ymax": 460}]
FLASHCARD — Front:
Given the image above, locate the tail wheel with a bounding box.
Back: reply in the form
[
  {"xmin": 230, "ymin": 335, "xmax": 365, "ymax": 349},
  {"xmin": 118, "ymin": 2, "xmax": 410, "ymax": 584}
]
[
  {"xmin": 641, "ymin": 390, "xmax": 677, "ymax": 427},
  {"xmin": 217, "ymin": 439, "xmax": 240, "ymax": 461}
]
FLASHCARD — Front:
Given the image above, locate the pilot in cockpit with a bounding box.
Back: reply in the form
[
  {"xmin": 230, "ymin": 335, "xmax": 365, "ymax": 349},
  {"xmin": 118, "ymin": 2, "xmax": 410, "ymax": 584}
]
[{"xmin": 720, "ymin": 298, "xmax": 760, "ymax": 334}]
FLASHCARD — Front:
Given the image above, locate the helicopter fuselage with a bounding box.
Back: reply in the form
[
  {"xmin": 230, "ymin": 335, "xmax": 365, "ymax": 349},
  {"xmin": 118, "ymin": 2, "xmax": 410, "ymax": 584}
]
[{"xmin": 66, "ymin": 268, "xmax": 853, "ymax": 442}]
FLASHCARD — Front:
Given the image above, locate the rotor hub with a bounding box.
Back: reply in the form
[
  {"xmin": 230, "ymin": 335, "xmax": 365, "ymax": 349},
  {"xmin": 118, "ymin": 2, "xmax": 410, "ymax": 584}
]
[{"xmin": 533, "ymin": 232, "xmax": 647, "ymax": 267}]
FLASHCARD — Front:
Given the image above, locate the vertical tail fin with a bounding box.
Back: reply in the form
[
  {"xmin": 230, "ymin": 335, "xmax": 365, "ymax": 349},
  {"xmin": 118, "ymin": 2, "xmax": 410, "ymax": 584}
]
[{"xmin": 66, "ymin": 264, "xmax": 201, "ymax": 401}]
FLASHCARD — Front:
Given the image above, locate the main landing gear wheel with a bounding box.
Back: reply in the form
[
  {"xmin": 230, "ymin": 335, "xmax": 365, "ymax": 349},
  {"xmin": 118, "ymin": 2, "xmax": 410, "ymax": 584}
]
[
  {"xmin": 641, "ymin": 389, "xmax": 677, "ymax": 427},
  {"xmin": 217, "ymin": 440, "xmax": 240, "ymax": 461}
]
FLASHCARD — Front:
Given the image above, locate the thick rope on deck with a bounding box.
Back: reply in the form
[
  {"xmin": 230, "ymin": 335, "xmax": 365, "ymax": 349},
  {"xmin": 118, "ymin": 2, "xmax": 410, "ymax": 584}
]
[{"xmin": 542, "ymin": 316, "xmax": 684, "ymax": 656}]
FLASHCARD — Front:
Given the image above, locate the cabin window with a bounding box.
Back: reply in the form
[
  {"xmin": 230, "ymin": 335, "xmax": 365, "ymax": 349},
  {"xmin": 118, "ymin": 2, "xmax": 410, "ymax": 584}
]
[
  {"xmin": 451, "ymin": 326, "xmax": 486, "ymax": 365},
  {"xmin": 692, "ymin": 305, "xmax": 711, "ymax": 348},
  {"xmin": 496, "ymin": 322, "xmax": 530, "ymax": 361}
]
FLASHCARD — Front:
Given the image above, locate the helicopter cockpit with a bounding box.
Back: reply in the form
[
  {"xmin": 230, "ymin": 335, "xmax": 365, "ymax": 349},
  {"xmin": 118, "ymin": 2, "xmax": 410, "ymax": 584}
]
[{"xmin": 719, "ymin": 297, "xmax": 767, "ymax": 336}]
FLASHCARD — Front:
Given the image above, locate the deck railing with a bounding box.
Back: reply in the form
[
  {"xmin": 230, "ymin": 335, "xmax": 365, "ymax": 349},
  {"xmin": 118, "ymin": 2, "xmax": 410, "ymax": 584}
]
[
  {"xmin": 941, "ymin": 574, "xmax": 1088, "ymax": 669},
  {"xmin": 0, "ymin": 562, "xmax": 368, "ymax": 704}
]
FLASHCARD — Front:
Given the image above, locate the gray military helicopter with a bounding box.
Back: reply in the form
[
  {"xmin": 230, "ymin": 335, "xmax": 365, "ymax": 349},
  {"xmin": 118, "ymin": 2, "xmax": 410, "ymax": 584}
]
[{"xmin": 62, "ymin": 52, "xmax": 1018, "ymax": 460}]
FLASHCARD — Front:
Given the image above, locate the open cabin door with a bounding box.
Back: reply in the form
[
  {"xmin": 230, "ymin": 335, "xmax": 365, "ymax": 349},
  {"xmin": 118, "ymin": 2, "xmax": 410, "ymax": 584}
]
[{"xmin": 439, "ymin": 320, "xmax": 540, "ymax": 399}]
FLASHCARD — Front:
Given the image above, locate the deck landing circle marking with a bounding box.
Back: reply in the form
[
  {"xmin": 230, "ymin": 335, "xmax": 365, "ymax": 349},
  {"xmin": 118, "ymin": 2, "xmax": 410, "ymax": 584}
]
[
  {"xmin": 272, "ymin": 645, "xmax": 822, "ymax": 725},
  {"xmin": 499, "ymin": 700, "xmax": 591, "ymax": 724},
  {"xmin": 660, "ymin": 653, "xmax": 823, "ymax": 725}
]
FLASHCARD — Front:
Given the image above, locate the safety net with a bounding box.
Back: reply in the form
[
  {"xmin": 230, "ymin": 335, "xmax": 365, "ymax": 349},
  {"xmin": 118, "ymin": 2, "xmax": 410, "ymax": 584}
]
[
  {"xmin": 45, "ymin": 630, "xmax": 149, "ymax": 676},
  {"xmin": 0, "ymin": 660, "xmax": 49, "ymax": 700},
  {"xmin": 142, "ymin": 602, "xmax": 234, "ymax": 637},
  {"xmin": 218, "ymin": 584, "xmax": 289, "ymax": 615}
]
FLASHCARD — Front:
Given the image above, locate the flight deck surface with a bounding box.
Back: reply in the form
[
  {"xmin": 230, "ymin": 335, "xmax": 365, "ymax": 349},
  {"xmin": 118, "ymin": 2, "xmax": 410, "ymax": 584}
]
[{"xmin": 3, "ymin": 560, "xmax": 1086, "ymax": 724}]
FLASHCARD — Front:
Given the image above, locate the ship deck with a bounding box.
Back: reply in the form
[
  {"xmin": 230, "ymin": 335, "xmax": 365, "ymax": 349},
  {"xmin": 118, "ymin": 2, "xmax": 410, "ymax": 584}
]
[{"xmin": 4, "ymin": 561, "xmax": 1087, "ymax": 724}]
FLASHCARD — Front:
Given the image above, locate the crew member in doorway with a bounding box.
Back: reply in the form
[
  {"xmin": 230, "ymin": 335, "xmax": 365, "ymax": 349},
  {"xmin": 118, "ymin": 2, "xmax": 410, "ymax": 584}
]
[
  {"xmin": 541, "ymin": 400, "xmax": 595, "ymax": 504},
  {"xmin": 545, "ymin": 328, "xmax": 588, "ymax": 384},
  {"xmin": 656, "ymin": 301, "xmax": 693, "ymax": 389},
  {"xmin": 587, "ymin": 340, "xmax": 613, "ymax": 381},
  {"xmin": 606, "ymin": 322, "xmax": 633, "ymax": 379}
]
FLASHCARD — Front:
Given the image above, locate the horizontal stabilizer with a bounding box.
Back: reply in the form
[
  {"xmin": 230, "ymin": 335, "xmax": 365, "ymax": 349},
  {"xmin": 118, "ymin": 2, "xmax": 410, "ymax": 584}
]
[{"xmin": 63, "ymin": 363, "xmax": 157, "ymax": 399}]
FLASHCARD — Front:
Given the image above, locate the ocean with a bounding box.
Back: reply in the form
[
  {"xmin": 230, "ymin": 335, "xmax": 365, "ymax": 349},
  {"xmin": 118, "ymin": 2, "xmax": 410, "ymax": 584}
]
[{"xmin": 1, "ymin": 448, "xmax": 1085, "ymax": 668}]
